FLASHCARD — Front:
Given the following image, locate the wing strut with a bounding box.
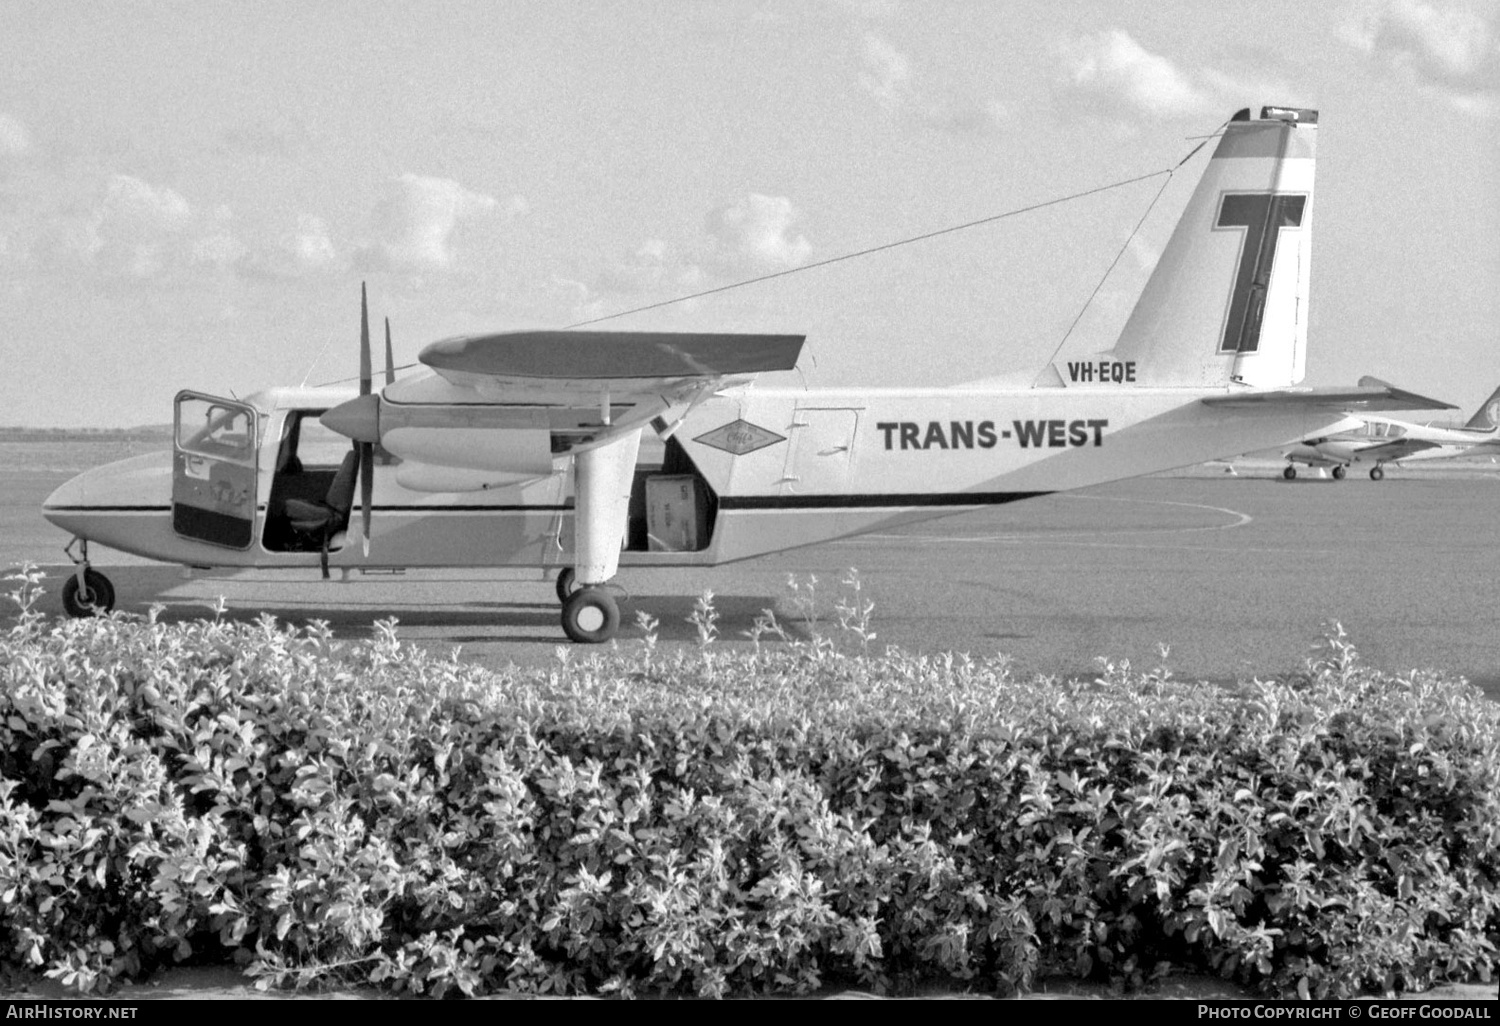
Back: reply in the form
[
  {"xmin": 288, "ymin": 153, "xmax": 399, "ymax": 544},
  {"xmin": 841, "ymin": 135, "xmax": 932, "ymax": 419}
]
[
  {"xmin": 560, "ymin": 427, "xmax": 642, "ymax": 643},
  {"xmin": 572, "ymin": 428, "xmax": 640, "ymax": 587}
]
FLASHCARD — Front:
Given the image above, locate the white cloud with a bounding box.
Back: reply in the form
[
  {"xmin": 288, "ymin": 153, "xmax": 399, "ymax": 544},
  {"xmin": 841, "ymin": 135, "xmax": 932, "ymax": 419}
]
[
  {"xmin": 1341, "ymin": 0, "xmax": 1499, "ymax": 115},
  {"xmin": 1059, "ymin": 29, "xmax": 1219, "ymax": 122},
  {"xmin": 360, "ymin": 174, "xmax": 519, "ymax": 272},
  {"xmin": 858, "ymin": 33, "xmax": 1006, "ymax": 131},
  {"xmin": 0, "ymin": 112, "xmax": 30, "ymax": 157},
  {"xmin": 83, "ymin": 174, "xmax": 194, "ymax": 277},
  {"xmin": 565, "ymin": 195, "xmax": 813, "ymax": 323},
  {"xmin": 567, "ymin": 196, "xmax": 811, "ymax": 321},
  {"xmin": 241, "ymin": 214, "xmax": 342, "ymax": 279},
  {"xmin": 860, "ymin": 33, "xmax": 913, "ymax": 110},
  {"xmin": 191, "ymin": 205, "xmax": 245, "ymax": 269},
  {"xmin": 1198, "ymin": 64, "xmax": 1299, "ymax": 112},
  {"xmin": 33, "ymin": 175, "xmax": 254, "ymax": 280},
  {"xmin": 595, "ymin": 237, "xmax": 673, "ymax": 295},
  {"xmin": 286, "ymin": 214, "xmax": 340, "ymax": 271},
  {"xmin": 705, "ymin": 193, "xmax": 812, "ymax": 274},
  {"xmin": 99, "ymin": 175, "xmax": 192, "ymax": 233},
  {"xmin": 575, "ymin": 238, "xmax": 707, "ymax": 321}
]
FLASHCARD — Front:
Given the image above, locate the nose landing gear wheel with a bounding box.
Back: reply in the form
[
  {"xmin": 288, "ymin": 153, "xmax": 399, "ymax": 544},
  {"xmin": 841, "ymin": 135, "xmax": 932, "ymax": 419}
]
[
  {"xmin": 62, "ymin": 568, "xmax": 115, "ymax": 618},
  {"xmin": 1370, "ymin": 466, "xmax": 1385, "ymax": 481},
  {"xmin": 561, "ymin": 587, "xmax": 620, "ymax": 644},
  {"xmin": 554, "ymin": 566, "xmax": 579, "ymax": 604},
  {"xmin": 1282, "ymin": 466, "xmax": 1297, "ymax": 480},
  {"xmin": 1332, "ymin": 465, "xmax": 1347, "ymax": 480}
]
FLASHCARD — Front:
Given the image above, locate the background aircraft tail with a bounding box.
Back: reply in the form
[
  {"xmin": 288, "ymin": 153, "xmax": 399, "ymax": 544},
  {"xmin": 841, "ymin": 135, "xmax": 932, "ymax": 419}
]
[
  {"xmin": 1463, "ymin": 382, "xmax": 1500, "ymax": 429},
  {"xmin": 1101, "ymin": 106, "xmax": 1318, "ymax": 389}
]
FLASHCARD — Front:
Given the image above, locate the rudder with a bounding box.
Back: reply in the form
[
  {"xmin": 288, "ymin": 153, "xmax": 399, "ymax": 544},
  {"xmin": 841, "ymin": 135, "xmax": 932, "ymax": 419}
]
[
  {"xmin": 1464, "ymin": 381, "xmax": 1500, "ymax": 429},
  {"xmin": 1102, "ymin": 106, "xmax": 1318, "ymax": 389}
]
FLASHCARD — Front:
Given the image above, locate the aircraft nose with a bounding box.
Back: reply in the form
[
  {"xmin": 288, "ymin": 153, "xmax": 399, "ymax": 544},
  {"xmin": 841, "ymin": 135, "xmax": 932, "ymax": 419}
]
[{"xmin": 41, "ymin": 473, "xmax": 88, "ymax": 527}]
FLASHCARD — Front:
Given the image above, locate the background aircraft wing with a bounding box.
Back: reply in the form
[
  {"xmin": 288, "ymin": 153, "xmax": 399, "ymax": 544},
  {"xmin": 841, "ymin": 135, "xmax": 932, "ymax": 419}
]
[
  {"xmin": 1354, "ymin": 438, "xmax": 1443, "ymax": 459},
  {"xmin": 1201, "ymin": 382, "xmax": 1455, "ymax": 413}
]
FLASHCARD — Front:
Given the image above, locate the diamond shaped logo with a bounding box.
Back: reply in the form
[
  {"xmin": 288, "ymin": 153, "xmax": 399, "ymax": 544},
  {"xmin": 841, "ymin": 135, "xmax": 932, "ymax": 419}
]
[{"xmin": 693, "ymin": 418, "xmax": 786, "ymax": 456}]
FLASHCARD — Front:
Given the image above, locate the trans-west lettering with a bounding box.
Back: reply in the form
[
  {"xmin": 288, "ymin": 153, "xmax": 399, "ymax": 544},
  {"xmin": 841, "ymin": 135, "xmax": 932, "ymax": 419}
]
[
  {"xmin": 875, "ymin": 419, "xmax": 1105, "ymax": 450},
  {"xmin": 1012, "ymin": 419, "xmax": 1107, "ymax": 448},
  {"xmin": 877, "ymin": 420, "xmax": 999, "ymax": 450},
  {"xmin": 1065, "ymin": 360, "xmax": 1136, "ymax": 384}
]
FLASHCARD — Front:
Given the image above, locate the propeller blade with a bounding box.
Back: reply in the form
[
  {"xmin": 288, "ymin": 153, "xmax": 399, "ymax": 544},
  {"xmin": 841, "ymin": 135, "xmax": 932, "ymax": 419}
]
[
  {"xmin": 384, "ymin": 318, "xmax": 395, "ymax": 387},
  {"xmin": 360, "ymin": 282, "xmax": 372, "ymax": 397},
  {"xmin": 359, "ymin": 441, "xmax": 373, "ymax": 558}
]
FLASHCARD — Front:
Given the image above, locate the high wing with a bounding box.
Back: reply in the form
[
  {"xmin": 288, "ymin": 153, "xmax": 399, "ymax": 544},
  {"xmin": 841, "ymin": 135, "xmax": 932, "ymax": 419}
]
[
  {"xmin": 409, "ymin": 329, "xmax": 806, "ymax": 444},
  {"xmin": 324, "ymin": 329, "xmax": 806, "ymax": 470},
  {"xmin": 422, "ymin": 330, "xmax": 805, "ymax": 388}
]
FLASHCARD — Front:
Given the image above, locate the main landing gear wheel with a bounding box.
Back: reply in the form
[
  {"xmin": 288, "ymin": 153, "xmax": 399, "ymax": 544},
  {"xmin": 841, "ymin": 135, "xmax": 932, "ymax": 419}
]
[
  {"xmin": 554, "ymin": 567, "xmax": 579, "ymax": 604},
  {"xmin": 62, "ymin": 568, "xmax": 115, "ymax": 618},
  {"xmin": 1282, "ymin": 466, "xmax": 1297, "ymax": 480},
  {"xmin": 1332, "ymin": 465, "xmax": 1347, "ymax": 480},
  {"xmin": 1370, "ymin": 466, "xmax": 1385, "ymax": 481},
  {"xmin": 561, "ymin": 587, "xmax": 620, "ymax": 644}
]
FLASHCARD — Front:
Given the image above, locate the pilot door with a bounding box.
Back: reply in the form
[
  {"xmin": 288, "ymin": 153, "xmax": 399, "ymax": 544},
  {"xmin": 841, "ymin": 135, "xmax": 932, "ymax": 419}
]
[{"xmin": 172, "ymin": 391, "xmax": 259, "ymax": 549}]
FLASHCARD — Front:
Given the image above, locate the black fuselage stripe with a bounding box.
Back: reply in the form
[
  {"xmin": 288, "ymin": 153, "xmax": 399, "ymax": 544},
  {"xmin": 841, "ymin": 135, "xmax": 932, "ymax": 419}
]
[
  {"xmin": 367, "ymin": 505, "xmax": 573, "ymax": 512},
  {"xmin": 43, "ymin": 505, "xmax": 171, "ymax": 512},
  {"xmin": 720, "ymin": 491, "xmax": 1052, "ymax": 510},
  {"xmin": 45, "ymin": 504, "xmax": 572, "ymax": 513},
  {"xmin": 46, "ymin": 494, "xmax": 1052, "ymax": 515}
]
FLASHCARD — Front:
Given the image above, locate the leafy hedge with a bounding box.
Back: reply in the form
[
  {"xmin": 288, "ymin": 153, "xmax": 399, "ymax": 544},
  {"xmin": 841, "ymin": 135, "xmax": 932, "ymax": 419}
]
[{"xmin": 1, "ymin": 566, "xmax": 1496, "ymax": 998}]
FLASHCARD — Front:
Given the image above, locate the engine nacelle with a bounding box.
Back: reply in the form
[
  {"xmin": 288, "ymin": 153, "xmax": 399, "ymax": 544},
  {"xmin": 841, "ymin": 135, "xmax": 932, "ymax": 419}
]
[
  {"xmin": 377, "ymin": 402, "xmax": 556, "ymax": 476},
  {"xmin": 383, "ymin": 425, "xmax": 555, "ymax": 474}
]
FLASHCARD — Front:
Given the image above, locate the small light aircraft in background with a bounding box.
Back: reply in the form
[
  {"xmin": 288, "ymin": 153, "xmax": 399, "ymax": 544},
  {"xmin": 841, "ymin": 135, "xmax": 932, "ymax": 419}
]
[
  {"xmin": 1276, "ymin": 381, "xmax": 1500, "ymax": 480},
  {"xmin": 43, "ymin": 105, "xmax": 1455, "ymax": 643}
]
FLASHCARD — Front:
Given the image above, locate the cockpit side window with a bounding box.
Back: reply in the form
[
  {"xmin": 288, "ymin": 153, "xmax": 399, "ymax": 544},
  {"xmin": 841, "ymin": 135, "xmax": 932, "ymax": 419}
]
[{"xmin": 177, "ymin": 397, "xmax": 255, "ymax": 461}]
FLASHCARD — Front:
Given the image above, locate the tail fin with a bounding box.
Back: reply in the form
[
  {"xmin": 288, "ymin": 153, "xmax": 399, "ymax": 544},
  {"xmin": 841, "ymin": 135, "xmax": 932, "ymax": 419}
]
[
  {"xmin": 1103, "ymin": 106, "xmax": 1317, "ymax": 388},
  {"xmin": 1464, "ymin": 382, "xmax": 1500, "ymax": 429}
]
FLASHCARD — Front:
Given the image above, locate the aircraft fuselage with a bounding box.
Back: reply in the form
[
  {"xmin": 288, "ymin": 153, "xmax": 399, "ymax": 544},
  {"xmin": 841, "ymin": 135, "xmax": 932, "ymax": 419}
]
[{"xmin": 43, "ymin": 379, "xmax": 1368, "ymax": 575}]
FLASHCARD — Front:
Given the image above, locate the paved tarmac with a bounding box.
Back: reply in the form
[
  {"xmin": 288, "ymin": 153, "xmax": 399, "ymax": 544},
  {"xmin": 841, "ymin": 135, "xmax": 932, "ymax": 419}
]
[{"xmin": 5, "ymin": 451, "xmax": 1498, "ymax": 698}]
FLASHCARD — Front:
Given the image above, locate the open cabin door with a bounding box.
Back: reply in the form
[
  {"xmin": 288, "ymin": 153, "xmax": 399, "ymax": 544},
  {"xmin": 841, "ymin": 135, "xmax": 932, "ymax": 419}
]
[{"xmin": 172, "ymin": 391, "xmax": 259, "ymax": 549}]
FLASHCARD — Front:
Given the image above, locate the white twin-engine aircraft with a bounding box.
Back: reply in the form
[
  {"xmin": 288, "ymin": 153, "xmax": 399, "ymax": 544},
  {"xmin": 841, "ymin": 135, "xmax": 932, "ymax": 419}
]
[
  {"xmin": 44, "ymin": 106, "xmax": 1454, "ymax": 642},
  {"xmin": 1276, "ymin": 382, "xmax": 1500, "ymax": 480}
]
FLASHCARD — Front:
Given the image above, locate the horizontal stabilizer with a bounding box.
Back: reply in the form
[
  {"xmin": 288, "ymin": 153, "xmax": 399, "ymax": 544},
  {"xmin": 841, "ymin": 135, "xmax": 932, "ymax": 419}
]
[
  {"xmin": 1202, "ymin": 384, "xmax": 1455, "ymax": 413},
  {"xmin": 421, "ymin": 331, "xmax": 805, "ymax": 382}
]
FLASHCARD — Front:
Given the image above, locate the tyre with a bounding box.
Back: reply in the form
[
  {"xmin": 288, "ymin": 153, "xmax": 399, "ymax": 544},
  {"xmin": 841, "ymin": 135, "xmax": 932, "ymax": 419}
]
[
  {"xmin": 1282, "ymin": 466, "xmax": 1296, "ymax": 480},
  {"xmin": 554, "ymin": 567, "xmax": 578, "ymax": 604},
  {"xmin": 1370, "ymin": 466, "xmax": 1385, "ymax": 481},
  {"xmin": 561, "ymin": 587, "xmax": 619, "ymax": 644},
  {"xmin": 1332, "ymin": 465, "xmax": 1346, "ymax": 480},
  {"xmin": 61, "ymin": 568, "xmax": 115, "ymax": 618}
]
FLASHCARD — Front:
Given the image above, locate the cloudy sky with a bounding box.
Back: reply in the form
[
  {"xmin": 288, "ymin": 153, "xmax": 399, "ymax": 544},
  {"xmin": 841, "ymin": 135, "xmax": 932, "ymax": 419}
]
[{"xmin": 1, "ymin": 0, "xmax": 1495, "ymax": 427}]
